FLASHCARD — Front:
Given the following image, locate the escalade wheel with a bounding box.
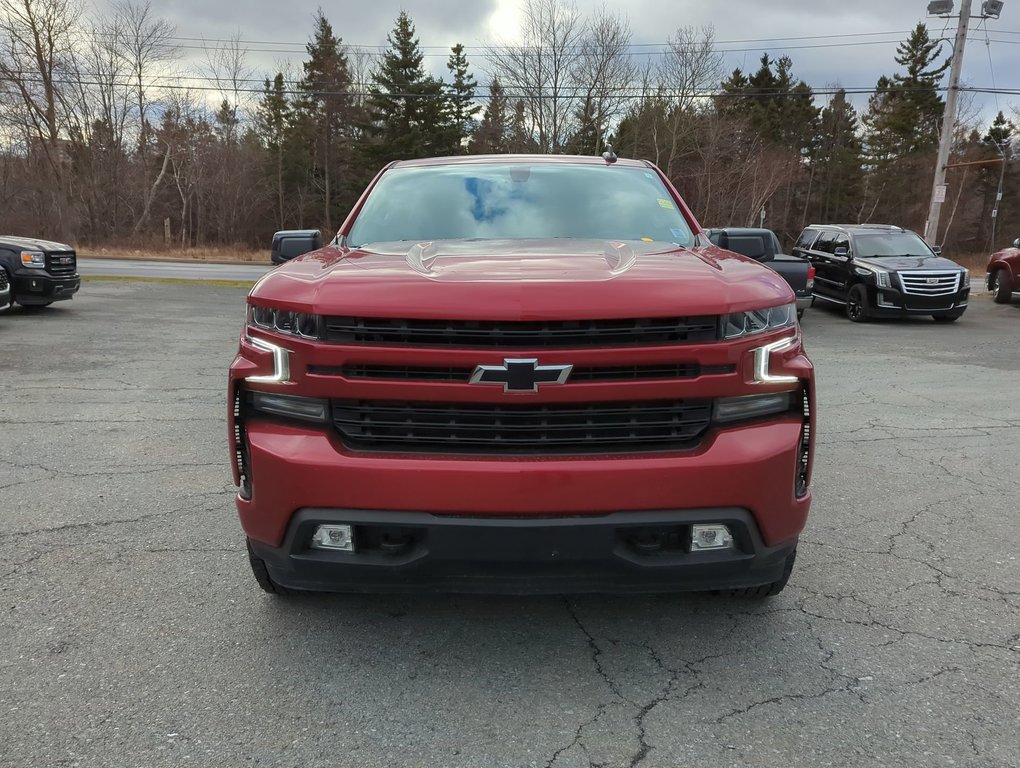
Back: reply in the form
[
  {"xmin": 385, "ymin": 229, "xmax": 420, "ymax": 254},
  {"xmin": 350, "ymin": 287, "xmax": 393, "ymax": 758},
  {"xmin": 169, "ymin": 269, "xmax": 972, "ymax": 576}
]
[
  {"xmin": 991, "ymin": 268, "xmax": 1013, "ymax": 304},
  {"xmin": 846, "ymin": 284, "xmax": 870, "ymax": 323},
  {"xmin": 247, "ymin": 539, "xmax": 298, "ymax": 595},
  {"xmin": 725, "ymin": 549, "xmax": 796, "ymax": 598}
]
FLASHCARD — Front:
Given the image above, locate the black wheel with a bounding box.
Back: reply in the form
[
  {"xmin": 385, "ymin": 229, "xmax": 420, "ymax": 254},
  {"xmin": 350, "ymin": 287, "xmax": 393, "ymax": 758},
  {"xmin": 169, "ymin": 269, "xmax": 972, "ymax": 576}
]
[
  {"xmin": 932, "ymin": 312, "xmax": 963, "ymax": 323},
  {"xmin": 726, "ymin": 549, "xmax": 796, "ymax": 598},
  {"xmin": 247, "ymin": 539, "xmax": 297, "ymax": 595},
  {"xmin": 991, "ymin": 268, "xmax": 1013, "ymax": 304},
  {"xmin": 845, "ymin": 284, "xmax": 870, "ymax": 323}
]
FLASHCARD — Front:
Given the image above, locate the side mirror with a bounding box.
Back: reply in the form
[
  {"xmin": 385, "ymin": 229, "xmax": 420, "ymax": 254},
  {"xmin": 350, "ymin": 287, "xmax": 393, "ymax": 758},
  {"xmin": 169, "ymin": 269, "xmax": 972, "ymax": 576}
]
[
  {"xmin": 1012, "ymin": 238, "xmax": 1019, "ymax": 248},
  {"xmin": 931, "ymin": 245, "xmax": 943, "ymax": 256},
  {"xmin": 271, "ymin": 229, "xmax": 323, "ymax": 265},
  {"xmin": 834, "ymin": 246, "xmax": 849, "ymax": 258}
]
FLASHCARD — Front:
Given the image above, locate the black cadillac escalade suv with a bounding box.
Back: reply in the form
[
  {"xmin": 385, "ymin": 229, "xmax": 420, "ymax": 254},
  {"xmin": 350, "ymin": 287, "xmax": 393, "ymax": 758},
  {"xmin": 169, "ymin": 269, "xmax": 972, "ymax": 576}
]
[
  {"xmin": 793, "ymin": 224, "xmax": 969, "ymax": 323},
  {"xmin": 0, "ymin": 236, "xmax": 80, "ymax": 308}
]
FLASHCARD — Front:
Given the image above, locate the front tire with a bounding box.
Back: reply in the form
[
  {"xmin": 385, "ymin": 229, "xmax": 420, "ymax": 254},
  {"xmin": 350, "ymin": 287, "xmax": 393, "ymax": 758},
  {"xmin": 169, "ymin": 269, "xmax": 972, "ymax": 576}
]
[
  {"xmin": 991, "ymin": 268, "xmax": 1013, "ymax": 304},
  {"xmin": 846, "ymin": 284, "xmax": 870, "ymax": 323}
]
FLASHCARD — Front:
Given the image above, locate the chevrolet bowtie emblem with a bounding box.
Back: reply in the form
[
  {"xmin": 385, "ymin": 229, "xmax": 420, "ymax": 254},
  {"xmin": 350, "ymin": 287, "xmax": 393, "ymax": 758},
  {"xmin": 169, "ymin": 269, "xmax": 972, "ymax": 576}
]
[{"xmin": 470, "ymin": 358, "xmax": 573, "ymax": 393}]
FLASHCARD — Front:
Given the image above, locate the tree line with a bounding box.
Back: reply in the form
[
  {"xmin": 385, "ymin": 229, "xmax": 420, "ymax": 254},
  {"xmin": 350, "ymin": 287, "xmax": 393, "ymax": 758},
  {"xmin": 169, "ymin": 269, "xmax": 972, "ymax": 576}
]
[{"xmin": 1, "ymin": 0, "xmax": 1017, "ymax": 253}]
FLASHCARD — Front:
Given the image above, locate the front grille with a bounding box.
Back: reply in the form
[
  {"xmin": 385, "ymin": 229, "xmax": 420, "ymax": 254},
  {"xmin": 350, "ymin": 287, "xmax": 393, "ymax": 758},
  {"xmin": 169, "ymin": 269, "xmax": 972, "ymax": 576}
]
[
  {"xmin": 332, "ymin": 400, "xmax": 714, "ymax": 454},
  {"xmin": 322, "ymin": 316, "xmax": 720, "ymax": 347},
  {"xmin": 318, "ymin": 363, "xmax": 735, "ymax": 383},
  {"xmin": 46, "ymin": 252, "xmax": 76, "ymax": 276},
  {"xmin": 899, "ymin": 271, "xmax": 961, "ymax": 297}
]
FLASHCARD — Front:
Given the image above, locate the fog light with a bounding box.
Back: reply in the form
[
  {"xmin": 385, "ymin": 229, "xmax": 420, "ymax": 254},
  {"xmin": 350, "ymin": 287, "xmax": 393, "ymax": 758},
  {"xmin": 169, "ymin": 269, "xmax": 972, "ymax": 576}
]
[
  {"xmin": 691, "ymin": 524, "xmax": 734, "ymax": 552},
  {"xmin": 311, "ymin": 524, "xmax": 355, "ymax": 552}
]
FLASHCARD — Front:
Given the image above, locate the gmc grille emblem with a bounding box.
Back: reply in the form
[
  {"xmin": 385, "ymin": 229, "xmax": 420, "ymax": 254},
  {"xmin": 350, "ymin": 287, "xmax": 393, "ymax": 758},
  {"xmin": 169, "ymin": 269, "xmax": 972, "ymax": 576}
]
[{"xmin": 470, "ymin": 358, "xmax": 573, "ymax": 393}]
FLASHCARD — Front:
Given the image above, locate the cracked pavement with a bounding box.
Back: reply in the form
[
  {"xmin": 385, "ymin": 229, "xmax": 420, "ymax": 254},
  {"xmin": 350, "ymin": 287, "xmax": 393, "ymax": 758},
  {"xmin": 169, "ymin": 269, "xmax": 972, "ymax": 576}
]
[{"xmin": 1, "ymin": 282, "xmax": 1018, "ymax": 767}]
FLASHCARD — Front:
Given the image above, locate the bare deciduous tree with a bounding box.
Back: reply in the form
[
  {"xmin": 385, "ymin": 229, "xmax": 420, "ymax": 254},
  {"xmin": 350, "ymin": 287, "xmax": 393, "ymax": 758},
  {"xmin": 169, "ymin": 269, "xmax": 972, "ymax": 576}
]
[
  {"xmin": 486, "ymin": 0, "xmax": 585, "ymax": 153},
  {"xmin": 0, "ymin": 0, "xmax": 83, "ymax": 235},
  {"xmin": 111, "ymin": 0, "xmax": 178, "ymax": 234},
  {"xmin": 569, "ymin": 7, "xmax": 634, "ymax": 154}
]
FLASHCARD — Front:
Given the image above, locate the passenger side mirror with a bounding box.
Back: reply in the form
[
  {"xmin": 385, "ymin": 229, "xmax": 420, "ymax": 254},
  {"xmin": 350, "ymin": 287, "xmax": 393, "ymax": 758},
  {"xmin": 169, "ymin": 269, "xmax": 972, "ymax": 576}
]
[
  {"xmin": 271, "ymin": 230, "xmax": 323, "ymax": 265},
  {"xmin": 1013, "ymin": 238, "xmax": 1020, "ymax": 248},
  {"xmin": 833, "ymin": 246, "xmax": 849, "ymax": 258},
  {"xmin": 931, "ymin": 245, "xmax": 943, "ymax": 256}
]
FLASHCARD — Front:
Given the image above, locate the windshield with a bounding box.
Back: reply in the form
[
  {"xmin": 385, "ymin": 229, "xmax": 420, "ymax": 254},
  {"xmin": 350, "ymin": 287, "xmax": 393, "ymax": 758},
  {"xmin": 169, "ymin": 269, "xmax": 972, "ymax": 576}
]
[
  {"xmin": 345, "ymin": 163, "xmax": 695, "ymax": 248},
  {"xmin": 854, "ymin": 232, "xmax": 935, "ymax": 258}
]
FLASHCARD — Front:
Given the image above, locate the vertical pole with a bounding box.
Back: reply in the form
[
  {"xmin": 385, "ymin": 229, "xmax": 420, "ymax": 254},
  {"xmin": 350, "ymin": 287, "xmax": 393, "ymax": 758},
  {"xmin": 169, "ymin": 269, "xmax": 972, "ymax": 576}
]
[{"xmin": 924, "ymin": 0, "xmax": 973, "ymax": 245}]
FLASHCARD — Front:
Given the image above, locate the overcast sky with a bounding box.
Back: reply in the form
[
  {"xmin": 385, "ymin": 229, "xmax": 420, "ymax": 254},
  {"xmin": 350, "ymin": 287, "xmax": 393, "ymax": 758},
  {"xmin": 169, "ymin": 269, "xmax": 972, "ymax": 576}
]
[{"xmin": 136, "ymin": 0, "xmax": 1019, "ymax": 125}]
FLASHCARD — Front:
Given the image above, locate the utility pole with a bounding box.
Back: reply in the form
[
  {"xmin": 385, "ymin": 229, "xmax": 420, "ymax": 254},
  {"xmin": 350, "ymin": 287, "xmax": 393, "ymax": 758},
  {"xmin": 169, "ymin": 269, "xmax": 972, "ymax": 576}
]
[{"xmin": 924, "ymin": 0, "xmax": 973, "ymax": 245}]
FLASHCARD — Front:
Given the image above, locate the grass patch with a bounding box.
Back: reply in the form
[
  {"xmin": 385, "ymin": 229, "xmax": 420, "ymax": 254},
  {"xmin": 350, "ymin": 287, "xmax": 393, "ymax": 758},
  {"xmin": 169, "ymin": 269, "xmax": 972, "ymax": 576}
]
[{"xmin": 83, "ymin": 275, "xmax": 255, "ymax": 289}]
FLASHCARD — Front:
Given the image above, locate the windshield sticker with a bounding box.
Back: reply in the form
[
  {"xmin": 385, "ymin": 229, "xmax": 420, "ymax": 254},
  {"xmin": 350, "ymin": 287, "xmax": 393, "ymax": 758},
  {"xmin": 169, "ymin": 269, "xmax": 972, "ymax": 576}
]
[
  {"xmin": 657, "ymin": 198, "xmax": 674, "ymax": 210},
  {"xmin": 671, "ymin": 228, "xmax": 687, "ymax": 241}
]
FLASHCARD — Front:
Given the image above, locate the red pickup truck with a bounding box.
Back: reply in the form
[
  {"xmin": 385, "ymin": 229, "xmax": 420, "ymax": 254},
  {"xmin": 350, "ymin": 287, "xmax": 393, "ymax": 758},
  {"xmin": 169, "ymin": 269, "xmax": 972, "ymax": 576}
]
[{"xmin": 229, "ymin": 155, "xmax": 815, "ymax": 597}]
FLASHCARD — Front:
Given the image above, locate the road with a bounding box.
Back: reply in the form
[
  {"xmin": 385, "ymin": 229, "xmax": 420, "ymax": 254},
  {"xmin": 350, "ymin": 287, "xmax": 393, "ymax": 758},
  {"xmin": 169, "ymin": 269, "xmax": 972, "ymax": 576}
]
[
  {"xmin": 1, "ymin": 285, "xmax": 1018, "ymax": 768},
  {"xmin": 78, "ymin": 257, "xmax": 271, "ymax": 282}
]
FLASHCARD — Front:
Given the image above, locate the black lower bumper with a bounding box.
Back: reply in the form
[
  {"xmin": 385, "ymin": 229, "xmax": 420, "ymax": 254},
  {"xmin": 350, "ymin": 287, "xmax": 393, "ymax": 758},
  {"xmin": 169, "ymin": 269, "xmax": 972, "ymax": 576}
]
[
  {"xmin": 868, "ymin": 286, "xmax": 969, "ymax": 317},
  {"xmin": 13, "ymin": 272, "xmax": 80, "ymax": 304},
  {"xmin": 250, "ymin": 508, "xmax": 797, "ymax": 595}
]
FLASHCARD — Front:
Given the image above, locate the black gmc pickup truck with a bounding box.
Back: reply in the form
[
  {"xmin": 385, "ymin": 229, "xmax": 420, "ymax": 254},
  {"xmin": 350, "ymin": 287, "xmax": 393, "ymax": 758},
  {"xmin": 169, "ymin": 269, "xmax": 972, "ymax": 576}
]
[
  {"xmin": 706, "ymin": 228, "xmax": 813, "ymax": 318},
  {"xmin": 0, "ymin": 236, "xmax": 80, "ymax": 308}
]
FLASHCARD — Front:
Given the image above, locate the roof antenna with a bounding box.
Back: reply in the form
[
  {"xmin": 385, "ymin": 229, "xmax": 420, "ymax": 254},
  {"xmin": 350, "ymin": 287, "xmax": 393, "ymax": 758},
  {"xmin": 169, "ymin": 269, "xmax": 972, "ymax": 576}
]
[{"xmin": 602, "ymin": 145, "xmax": 618, "ymax": 164}]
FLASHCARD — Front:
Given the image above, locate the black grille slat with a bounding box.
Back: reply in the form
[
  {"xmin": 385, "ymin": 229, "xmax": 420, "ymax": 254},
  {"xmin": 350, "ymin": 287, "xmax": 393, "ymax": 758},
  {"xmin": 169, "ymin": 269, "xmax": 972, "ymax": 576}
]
[
  {"xmin": 323, "ymin": 316, "xmax": 720, "ymax": 347},
  {"xmin": 315, "ymin": 363, "xmax": 736, "ymax": 383},
  {"xmin": 46, "ymin": 252, "xmax": 76, "ymax": 275},
  {"xmin": 332, "ymin": 400, "xmax": 713, "ymax": 454}
]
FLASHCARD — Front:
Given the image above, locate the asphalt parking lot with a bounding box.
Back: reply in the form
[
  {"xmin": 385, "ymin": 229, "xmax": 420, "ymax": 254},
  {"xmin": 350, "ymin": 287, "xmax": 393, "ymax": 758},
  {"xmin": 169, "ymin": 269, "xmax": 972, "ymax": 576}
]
[{"xmin": 1, "ymin": 281, "xmax": 1018, "ymax": 768}]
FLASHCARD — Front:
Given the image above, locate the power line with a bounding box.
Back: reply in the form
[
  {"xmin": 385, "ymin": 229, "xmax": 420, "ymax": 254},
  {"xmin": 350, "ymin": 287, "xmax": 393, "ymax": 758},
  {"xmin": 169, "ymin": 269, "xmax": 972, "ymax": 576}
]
[{"xmin": 3, "ymin": 71, "xmax": 1018, "ymax": 98}]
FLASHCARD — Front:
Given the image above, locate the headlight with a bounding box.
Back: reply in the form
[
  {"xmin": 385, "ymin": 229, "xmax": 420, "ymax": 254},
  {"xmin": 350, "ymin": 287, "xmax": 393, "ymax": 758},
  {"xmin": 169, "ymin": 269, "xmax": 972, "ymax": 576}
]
[
  {"xmin": 961, "ymin": 270, "xmax": 970, "ymax": 289},
  {"xmin": 248, "ymin": 304, "xmax": 322, "ymax": 339},
  {"xmin": 723, "ymin": 303, "xmax": 796, "ymax": 340},
  {"xmin": 876, "ymin": 270, "xmax": 891, "ymax": 288},
  {"xmin": 20, "ymin": 251, "xmax": 45, "ymax": 269}
]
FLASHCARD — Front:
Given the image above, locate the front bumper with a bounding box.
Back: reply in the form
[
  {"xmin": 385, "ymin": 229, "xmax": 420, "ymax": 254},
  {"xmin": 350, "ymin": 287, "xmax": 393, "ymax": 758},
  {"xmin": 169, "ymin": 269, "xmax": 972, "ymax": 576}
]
[
  {"xmin": 237, "ymin": 416, "xmax": 811, "ymax": 550},
  {"xmin": 12, "ymin": 271, "xmax": 80, "ymax": 304},
  {"xmin": 250, "ymin": 507, "xmax": 797, "ymax": 594}
]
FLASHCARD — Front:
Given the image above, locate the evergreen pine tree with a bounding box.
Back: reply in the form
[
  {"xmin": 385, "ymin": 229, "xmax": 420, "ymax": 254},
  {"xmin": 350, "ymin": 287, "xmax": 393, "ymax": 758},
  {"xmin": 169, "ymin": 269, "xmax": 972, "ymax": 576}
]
[
  {"xmin": 296, "ymin": 12, "xmax": 354, "ymax": 231},
  {"xmin": 367, "ymin": 12, "xmax": 455, "ymax": 161},
  {"xmin": 470, "ymin": 78, "xmax": 508, "ymax": 154},
  {"xmin": 445, "ymin": 43, "xmax": 480, "ymax": 153}
]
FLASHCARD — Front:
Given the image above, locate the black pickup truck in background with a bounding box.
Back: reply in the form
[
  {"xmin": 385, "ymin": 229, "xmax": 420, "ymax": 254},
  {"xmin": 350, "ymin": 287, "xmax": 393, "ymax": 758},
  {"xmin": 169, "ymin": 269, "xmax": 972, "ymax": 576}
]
[
  {"xmin": 0, "ymin": 236, "xmax": 80, "ymax": 308},
  {"xmin": 707, "ymin": 228, "xmax": 814, "ymax": 318}
]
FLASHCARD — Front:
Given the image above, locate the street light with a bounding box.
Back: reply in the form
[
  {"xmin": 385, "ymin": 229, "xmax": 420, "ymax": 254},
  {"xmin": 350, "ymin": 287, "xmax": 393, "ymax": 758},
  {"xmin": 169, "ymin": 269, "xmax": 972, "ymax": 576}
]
[
  {"xmin": 982, "ymin": 0, "xmax": 1004, "ymax": 17},
  {"xmin": 927, "ymin": 0, "xmax": 955, "ymax": 14}
]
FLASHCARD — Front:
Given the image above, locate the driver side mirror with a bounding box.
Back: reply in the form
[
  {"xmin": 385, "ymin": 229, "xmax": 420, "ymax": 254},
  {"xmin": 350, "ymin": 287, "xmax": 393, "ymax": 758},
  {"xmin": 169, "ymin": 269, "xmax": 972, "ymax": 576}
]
[
  {"xmin": 931, "ymin": 245, "xmax": 943, "ymax": 256},
  {"xmin": 834, "ymin": 246, "xmax": 849, "ymax": 258},
  {"xmin": 1013, "ymin": 238, "xmax": 1020, "ymax": 248},
  {"xmin": 271, "ymin": 229, "xmax": 323, "ymax": 265}
]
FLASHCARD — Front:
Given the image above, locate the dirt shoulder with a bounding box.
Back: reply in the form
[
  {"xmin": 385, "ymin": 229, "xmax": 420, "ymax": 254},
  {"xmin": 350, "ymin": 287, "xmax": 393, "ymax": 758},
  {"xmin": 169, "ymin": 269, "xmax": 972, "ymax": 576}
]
[{"xmin": 78, "ymin": 246, "xmax": 270, "ymax": 265}]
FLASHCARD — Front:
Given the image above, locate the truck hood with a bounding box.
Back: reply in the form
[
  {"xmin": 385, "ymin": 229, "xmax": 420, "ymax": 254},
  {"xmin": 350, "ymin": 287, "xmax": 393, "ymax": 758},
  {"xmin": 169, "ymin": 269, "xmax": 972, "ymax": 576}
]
[
  {"xmin": 0, "ymin": 235, "xmax": 73, "ymax": 252},
  {"xmin": 856, "ymin": 255, "xmax": 962, "ymax": 272},
  {"xmin": 251, "ymin": 239, "xmax": 794, "ymax": 319}
]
